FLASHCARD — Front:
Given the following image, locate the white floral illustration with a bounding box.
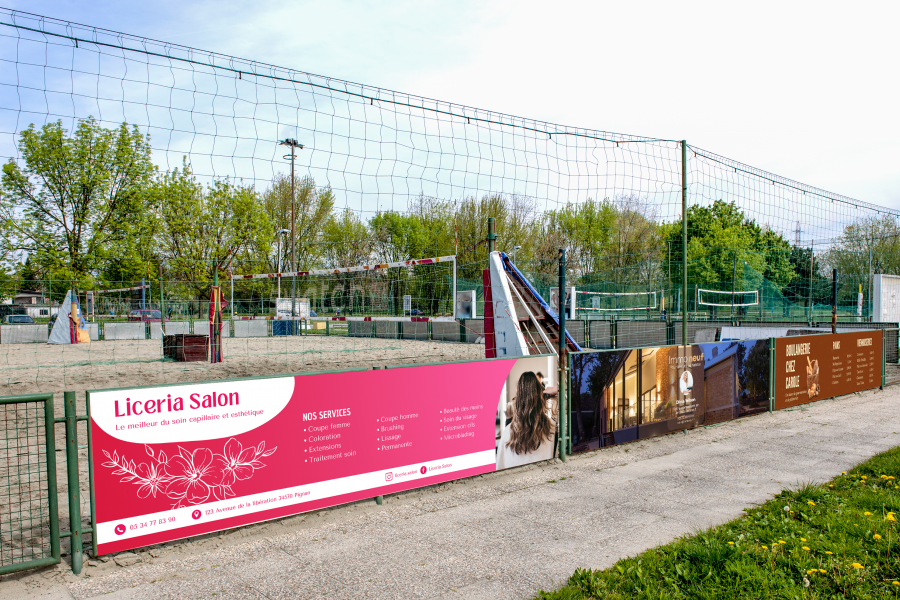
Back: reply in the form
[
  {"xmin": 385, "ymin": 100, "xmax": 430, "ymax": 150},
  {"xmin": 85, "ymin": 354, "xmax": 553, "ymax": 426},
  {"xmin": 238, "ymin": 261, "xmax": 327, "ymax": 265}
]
[{"xmin": 101, "ymin": 438, "xmax": 276, "ymax": 508}]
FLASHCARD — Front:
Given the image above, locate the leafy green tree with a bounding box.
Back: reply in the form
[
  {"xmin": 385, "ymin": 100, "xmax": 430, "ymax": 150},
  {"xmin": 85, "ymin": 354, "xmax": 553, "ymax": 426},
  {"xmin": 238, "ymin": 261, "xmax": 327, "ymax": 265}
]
[
  {"xmin": 0, "ymin": 117, "xmax": 155, "ymax": 278},
  {"xmin": 664, "ymin": 200, "xmax": 795, "ymax": 291},
  {"xmin": 782, "ymin": 246, "xmax": 829, "ymax": 307},
  {"xmin": 261, "ymin": 174, "xmax": 334, "ymax": 272},
  {"xmin": 155, "ymin": 162, "xmax": 271, "ymax": 300},
  {"xmin": 824, "ymin": 215, "xmax": 900, "ymax": 306}
]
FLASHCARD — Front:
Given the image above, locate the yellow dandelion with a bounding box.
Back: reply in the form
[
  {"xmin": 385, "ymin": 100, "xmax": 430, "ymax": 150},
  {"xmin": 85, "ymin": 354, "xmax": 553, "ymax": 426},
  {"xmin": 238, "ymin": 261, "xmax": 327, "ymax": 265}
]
[
  {"xmin": 875, "ymin": 534, "xmax": 882, "ymax": 540},
  {"xmin": 728, "ymin": 541, "xmax": 734, "ymax": 545},
  {"xmin": 829, "ymin": 484, "xmax": 834, "ymax": 488},
  {"xmin": 761, "ymin": 545, "xmax": 768, "ymax": 550},
  {"xmin": 825, "ymin": 551, "xmax": 833, "ymax": 555},
  {"xmin": 807, "ymin": 501, "xmax": 816, "ymax": 507},
  {"xmin": 865, "ymin": 511, "xmax": 872, "ymax": 516},
  {"xmin": 818, "ymin": 569, "xmax": 826, "ymax": 574},
  {"xmin": 790, "ymin": 510, "xmax": 795, "ymax": 514},
  {"xmin": 852, "ymin": 563, "xmax": 864, "ymax": 569},
  {"xmin": 800, "ymin": 538, "xmax": 807, "ymax": 542},
  {"xmin": 894, "ymin": 581, "xmax": 900, "ymax": 586},
  {"xmin": 806, "ymin": 568, "xmax": 816, "ymax": 575},
  {"xmin": 778, "ymin": 540, "xmax": 786, "ymax": 545},
  {"xmin": 882, "ymin": 475, "xmax": 889, "ymax": 479},
  {"xmin": 802, "ymin": 546, "xmax": 810, "ymax": 551},
  {"xmin": 889, "ymin": 515, "xmax": 897, "ymax": 522}
]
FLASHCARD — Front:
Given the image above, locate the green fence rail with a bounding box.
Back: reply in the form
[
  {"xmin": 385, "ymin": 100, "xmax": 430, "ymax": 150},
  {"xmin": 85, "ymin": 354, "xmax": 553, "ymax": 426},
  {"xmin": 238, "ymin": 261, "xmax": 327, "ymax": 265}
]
[{"xmin": 885, "ymin": 329, "xmax": 900, "ymax": 388}]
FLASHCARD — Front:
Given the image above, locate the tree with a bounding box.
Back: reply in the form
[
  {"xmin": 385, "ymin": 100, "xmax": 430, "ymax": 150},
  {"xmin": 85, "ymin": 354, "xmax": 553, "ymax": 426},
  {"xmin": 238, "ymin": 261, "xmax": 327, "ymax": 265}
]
[
  {"xmin": 0, "ymin": 117, "xmax": 155, "ymax": 278},
  {"xmin": 260, "ymin": 174, "xmax": 334, "ymax": 272},
  {"xmin": 782, "ymin": 245, "xmax": 829, "ymax": 308},
  {"xmin": 824, "ymin": 215, "xmax": 900, "ymax": 305},
  {"xmin": 155, "ymin": 162, "xmax": 271, "ymax": 300},
  {"xmin": 663, "ymin": 200, "xmax": 795, "ymax": 291}
]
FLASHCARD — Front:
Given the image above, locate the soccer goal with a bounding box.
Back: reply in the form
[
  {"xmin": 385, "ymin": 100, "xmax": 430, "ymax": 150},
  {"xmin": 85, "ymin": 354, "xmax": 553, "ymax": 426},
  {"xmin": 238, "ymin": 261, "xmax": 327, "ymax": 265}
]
[
  {"xmin": 85, "ymin": 283, "xmax": 150, "ymax": 319},
  {"xmin": 230, "ymin": 255, "xmax": 458, "ymax": 322},
  {"xmin": 576, "ymin": 290, "xmax": 661, "ymax": 312},
  {"xmin": 696, "ymin": 288, "xmax": 760, "ymax": 308}
]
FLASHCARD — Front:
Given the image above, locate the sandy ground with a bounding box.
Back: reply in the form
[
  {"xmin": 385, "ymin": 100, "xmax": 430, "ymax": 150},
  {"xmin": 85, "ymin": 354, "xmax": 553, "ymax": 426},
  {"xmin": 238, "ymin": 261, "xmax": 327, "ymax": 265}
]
[
  {"xmin": 0, "ymin": 384, "xmax": 897, "ymax": 599},
  {"xmin": 0, "ymin": 336, "xmax": 485, "ymax": 399}
]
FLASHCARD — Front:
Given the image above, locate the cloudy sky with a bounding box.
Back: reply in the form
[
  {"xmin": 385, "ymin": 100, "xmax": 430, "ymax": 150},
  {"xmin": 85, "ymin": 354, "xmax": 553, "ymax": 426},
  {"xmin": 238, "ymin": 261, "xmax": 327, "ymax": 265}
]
[{"xmin": 6, "ymin": 0, "xmax": 900, "ymax": 209}]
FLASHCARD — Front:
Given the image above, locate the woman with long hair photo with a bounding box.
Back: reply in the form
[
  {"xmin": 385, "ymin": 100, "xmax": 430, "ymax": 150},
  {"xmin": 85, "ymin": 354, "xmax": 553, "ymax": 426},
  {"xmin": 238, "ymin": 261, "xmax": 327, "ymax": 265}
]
[{"xmin": 496, "ymin": 371, "xmax": 557, "ymax": 469}]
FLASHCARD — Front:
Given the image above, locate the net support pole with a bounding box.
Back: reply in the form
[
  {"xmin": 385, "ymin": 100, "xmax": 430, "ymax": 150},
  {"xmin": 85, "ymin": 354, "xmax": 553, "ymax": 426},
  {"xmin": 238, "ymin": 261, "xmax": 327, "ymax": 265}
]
[
  {"xmin": 558, "ymin": 248, "xmax": 567, "ymax": 463},
  {"xmin": 832, "ymin": 269, "xmax": 838, "ymax": 334},
  {"xmin": 64, "ymin": 391, "xmax": 83, "ymax": 574},
  {"xmin": 452, "ymin": 257, "xmax": 457, "ymax": 319},
  {"xmin": 807, "ymin": 247, "xmax": 814, "ymax": 325},
  {"xmin": 159, "ymin": 264, "xmax": 166, "ymax": 336},
  {"xmin": 681, "ymin": 140, "xmax": 688, "ymax": 346},
  {"xmin": 488, "ymin": 217, "xmax": 495, "ymax": 253}
]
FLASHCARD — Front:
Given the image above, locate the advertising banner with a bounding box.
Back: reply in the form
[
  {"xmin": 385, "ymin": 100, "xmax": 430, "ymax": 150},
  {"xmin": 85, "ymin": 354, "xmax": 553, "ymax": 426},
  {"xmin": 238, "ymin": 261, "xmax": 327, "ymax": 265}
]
[
  {"xmin": 569, "ymin": 339, "xmax": 771, "ymax": 450},
  {"xmin": 774, "ymin": 330, "xmax": 882, "ymax": 410},
  {"xmin": 89, "ymin": 355, "xmax": 558, "ymax": 555}
]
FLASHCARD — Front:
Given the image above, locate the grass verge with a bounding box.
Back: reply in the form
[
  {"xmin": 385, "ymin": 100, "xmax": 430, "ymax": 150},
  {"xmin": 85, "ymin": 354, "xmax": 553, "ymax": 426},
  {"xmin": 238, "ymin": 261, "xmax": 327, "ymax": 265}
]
[{"xmin": 535, "ymin": 445, "xmax": 900, "ymax": 599}]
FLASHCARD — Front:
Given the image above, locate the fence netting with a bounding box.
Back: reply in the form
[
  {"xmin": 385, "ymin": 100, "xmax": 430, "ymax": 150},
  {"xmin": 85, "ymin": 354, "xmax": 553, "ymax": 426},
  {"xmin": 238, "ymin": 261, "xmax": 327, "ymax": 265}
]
[{"xmin": 0, "ymin": 8, "xmax": 897, "ymax": 397}]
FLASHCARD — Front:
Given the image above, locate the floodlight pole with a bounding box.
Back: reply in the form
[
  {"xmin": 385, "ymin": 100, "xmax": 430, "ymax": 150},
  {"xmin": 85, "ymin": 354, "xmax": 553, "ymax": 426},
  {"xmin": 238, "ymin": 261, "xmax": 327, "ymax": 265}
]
[
  {"xmin": 280, "ymin": 139, "xmax": 304, "ymax": 333},
  {"xmin": 681, "ymin": 141, "xmax": 688, "ymax": 346}
]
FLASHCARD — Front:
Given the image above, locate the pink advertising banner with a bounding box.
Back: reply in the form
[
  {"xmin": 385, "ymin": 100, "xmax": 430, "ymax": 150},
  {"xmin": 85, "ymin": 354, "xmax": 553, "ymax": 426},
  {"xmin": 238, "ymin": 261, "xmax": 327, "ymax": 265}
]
[{"xmin": 89, "ymin": 355, "xmax": 558, "ymax": 554}]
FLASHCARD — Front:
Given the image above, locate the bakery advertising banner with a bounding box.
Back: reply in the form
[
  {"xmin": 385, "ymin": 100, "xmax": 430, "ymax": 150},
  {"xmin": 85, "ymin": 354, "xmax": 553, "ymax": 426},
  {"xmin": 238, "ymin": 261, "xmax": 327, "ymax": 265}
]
[
  {"xmin": 569, "ymin": 339, "xmax": 771, "ymax": 451},
  {"xmin": 89, "ymin": 356, "xmax": 559, "ymax": 555},
  {"xmin": 774, "ymin": 330, "xmax": 882, "ymax": 410}
]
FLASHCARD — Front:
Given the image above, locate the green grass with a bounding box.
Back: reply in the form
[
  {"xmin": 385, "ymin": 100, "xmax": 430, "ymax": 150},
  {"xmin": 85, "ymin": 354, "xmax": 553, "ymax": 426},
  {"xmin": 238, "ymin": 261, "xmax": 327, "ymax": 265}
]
[{"xmin": 535, "ymin": 446, "xmax": 900, "ymax": 599}]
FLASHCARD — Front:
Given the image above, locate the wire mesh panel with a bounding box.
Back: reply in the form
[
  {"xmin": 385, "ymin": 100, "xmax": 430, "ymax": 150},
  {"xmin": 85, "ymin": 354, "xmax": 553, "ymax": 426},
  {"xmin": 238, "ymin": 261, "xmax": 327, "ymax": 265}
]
[
  {"xmin": 0, "ymin": 8, "xmax": 899, "ymax": 401},
  {"xmin": 0, "ymin": 394, "xmax": 58, "ymax": 575}
]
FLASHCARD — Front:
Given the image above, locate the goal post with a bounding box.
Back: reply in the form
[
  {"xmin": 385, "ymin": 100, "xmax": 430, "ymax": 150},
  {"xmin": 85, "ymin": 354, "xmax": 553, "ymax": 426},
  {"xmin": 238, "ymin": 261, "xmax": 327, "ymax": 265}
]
[
  {"xmin": 230, "ymin": 255, "xmax": 458, "ymax": 322},
  {"xmin": 696, "ymin": 288, "xmax": 760, "ymax": 308},
  {"xmin": 84, "ymin": 283, "xmax": 151, "ymax": 319},
  {"xmin": 575, "ymin": 290, "xmax": 661, "ymax": 313}
]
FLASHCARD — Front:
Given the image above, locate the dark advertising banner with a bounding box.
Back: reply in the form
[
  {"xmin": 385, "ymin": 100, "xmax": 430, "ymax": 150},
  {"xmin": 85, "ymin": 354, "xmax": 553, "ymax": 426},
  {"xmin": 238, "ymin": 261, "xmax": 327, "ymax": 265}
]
[
  {"xmin": 774, "ymin": 330, "xmax": 882, "ymax": 410},
  {"xmin": 570, "ymin": 340, "xmax": 771, "ymax": 450},
  {"xmin": 89, "ymin": 355, "xmax": 558, "ymax": 554}
]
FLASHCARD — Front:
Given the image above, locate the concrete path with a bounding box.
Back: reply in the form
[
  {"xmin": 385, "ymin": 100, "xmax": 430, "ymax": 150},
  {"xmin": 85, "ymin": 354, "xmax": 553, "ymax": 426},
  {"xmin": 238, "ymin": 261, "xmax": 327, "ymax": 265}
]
[{"xmin": 4, "ymin": 385, "xmax": 900, "ymax": 600}]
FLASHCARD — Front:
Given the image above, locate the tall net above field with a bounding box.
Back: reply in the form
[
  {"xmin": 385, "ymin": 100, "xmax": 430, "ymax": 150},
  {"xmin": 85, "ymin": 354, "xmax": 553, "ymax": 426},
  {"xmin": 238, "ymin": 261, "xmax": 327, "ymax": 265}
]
[{"xmin": 0, "ymin": 6, "xmax": 899, "ymax": 387}]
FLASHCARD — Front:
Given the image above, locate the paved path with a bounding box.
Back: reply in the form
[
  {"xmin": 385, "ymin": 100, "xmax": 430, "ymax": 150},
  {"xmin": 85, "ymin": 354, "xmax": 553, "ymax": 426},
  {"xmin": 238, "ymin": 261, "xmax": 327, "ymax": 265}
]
[{"xmin": 4, "ymin": 385, "xmax": 900, "ymax": 600}]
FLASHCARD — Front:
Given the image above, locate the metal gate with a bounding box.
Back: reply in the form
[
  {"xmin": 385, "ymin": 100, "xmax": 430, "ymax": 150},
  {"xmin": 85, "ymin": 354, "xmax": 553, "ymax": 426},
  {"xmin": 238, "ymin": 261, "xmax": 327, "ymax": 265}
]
[{"xmin": 0, "ymin": 393, "xmax": 59, "ymax": 575}]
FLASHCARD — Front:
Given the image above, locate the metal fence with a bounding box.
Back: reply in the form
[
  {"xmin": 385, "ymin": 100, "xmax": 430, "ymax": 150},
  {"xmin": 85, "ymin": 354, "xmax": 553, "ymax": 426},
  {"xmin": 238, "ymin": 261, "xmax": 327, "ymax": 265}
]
[{"xmin": 0, "ymin": 393, "xmax": 59, "ymax": 575}]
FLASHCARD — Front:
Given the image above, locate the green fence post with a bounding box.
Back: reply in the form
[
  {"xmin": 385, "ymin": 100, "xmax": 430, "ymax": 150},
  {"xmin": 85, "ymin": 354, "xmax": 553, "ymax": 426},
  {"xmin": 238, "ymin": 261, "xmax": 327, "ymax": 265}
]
[
  {"xmin": 44, "ymin": 396, "xmax": 60, "ymax": 564},
  {"xmin": 85, "ymin": 392, "xmax": 98, "ymax": 558},
  {"xmin": 64, "ymin": 391, "xmax": 82, "ymax": 574},
  {"xmin": 769, "ymin": 337, "xmax": 776, "ymax": 412},
  {"xmin": 558, "ymin": 248, "xmax": 567, "ymax": 463},
  {"xmin": 681, "ymin": 140, "xmax": 688, "ymax": 349}
]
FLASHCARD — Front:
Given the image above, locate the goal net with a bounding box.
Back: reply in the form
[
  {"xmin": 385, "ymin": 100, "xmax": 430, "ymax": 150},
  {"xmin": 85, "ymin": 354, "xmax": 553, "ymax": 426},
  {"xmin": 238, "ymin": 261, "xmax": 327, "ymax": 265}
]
[
  {"xmin": 696, "ymin": 288, "xmax": 760, "ymax": 308},
  {"xmin": 85, "ymin": 283, "xmax": 151, "ymax": 318},
  {"xmin": 231, "ymin": 256, "xmax": 457, "ymax": 321},
  {"xmin": 576, "ymin": 290, "xmax": 660, "ymax": 312}
]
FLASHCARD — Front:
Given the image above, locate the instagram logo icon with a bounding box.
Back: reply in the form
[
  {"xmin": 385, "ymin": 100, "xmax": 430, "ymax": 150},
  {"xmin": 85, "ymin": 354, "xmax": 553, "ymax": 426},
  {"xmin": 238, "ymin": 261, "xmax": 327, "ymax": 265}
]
[{"xmin": 384, "ymin": 472, "xmax": 393, "ymax": 482}]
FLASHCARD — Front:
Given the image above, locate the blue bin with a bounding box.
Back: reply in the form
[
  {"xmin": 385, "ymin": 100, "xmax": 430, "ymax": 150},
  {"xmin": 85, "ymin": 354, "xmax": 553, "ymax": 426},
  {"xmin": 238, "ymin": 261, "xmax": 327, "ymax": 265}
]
[{"xmin": 273, "ymin": 321, "xmax": 294, "ymax": 336}]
